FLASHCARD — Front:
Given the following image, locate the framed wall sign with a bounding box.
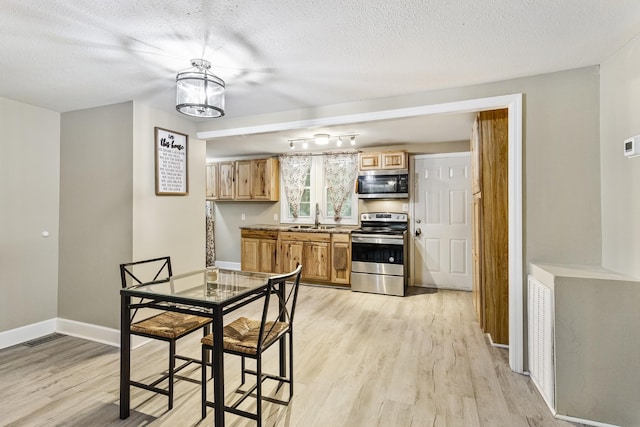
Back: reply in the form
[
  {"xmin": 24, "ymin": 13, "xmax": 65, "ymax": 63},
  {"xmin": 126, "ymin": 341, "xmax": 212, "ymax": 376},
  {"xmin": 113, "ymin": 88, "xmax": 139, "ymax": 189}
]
[{"xmin": 154, "ymin": 127, "xmax": 189, "ymax": 196}]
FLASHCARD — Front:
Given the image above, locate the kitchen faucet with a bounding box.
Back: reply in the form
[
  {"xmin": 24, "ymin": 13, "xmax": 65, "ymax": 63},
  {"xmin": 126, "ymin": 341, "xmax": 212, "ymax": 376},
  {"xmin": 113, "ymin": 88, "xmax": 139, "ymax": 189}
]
[{"xmin": 315, "ymin": 202, "xmax": 320, "ymax": 227}]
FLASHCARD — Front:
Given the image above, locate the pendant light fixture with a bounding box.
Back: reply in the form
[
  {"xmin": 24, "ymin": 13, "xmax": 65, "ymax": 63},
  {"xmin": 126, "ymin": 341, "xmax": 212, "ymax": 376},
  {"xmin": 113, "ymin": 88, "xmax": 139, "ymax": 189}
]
[{"xmin": 176, "ymin": 59, "xmax": 225, "ymax": 118}]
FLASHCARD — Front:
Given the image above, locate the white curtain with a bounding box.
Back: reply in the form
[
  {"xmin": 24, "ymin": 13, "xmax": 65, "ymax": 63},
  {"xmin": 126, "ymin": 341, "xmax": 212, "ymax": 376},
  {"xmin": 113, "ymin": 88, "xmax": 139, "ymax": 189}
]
[
  {"xmin": 323, "ymin": 151, "xmax": 359, "ymax": 221},
  {"xmin": 279, "ymin": 154, "xmax": 312, "ymax": 218}
]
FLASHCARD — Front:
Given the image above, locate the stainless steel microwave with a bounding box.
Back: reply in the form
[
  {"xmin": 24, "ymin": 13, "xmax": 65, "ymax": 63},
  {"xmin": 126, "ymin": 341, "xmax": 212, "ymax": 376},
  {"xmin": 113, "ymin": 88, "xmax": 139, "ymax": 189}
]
[{"xmin": 356, "ymin": 169, "xmax": 409, "ymax": 199}]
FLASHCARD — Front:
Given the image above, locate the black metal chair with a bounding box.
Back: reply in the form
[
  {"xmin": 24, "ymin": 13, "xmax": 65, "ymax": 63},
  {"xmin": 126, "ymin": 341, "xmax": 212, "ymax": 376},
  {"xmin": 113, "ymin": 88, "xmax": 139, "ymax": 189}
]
[
  {"xmin": 200, "ymin": 265, "xmax": 303, "ymax": 425},
  {"xmin": 120, "ymin": 256, "xmax": 211, "ymax": 410}
]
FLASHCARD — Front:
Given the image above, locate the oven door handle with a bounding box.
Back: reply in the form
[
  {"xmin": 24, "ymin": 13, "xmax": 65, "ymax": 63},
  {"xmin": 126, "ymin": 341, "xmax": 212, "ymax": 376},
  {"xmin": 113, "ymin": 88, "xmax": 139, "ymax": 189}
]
[{"xmin": 351, "ymin": 235, "xmax": 405, "ymax": 245}]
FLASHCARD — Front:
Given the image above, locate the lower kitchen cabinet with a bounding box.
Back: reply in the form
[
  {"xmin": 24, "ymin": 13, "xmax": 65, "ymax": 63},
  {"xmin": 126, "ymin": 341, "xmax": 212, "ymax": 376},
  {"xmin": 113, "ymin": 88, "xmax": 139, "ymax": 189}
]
[
  {"xmin": 279, "ymin": 232, "xmax": 332, "ymax": 283},
  {"xmin": 331, "ymin": 233, "xmax": 351, "ymax": 285},
  {"xmin": 240, "ymin": 230, "xmax": 278, "ymax": 273},
  {"xmin": 241, "ymin": 229, "xmax": 352, "ymax": 285}
]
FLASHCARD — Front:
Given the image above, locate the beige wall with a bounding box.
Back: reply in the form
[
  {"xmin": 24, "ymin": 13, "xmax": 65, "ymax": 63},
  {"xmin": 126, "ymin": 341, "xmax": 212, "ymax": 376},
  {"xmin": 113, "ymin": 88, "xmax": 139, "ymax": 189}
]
[
  {"xmin": 205, "ymin": 67, "xmax": 603, "ymax": 269},
  {"xmin": 600, "ymin": 35, "xmax": 640, "ymax": 279},
  {"xmin": 132, "ymin": 103, "xmax": 205, "ymax": 275},
  {"xmin": 0, "ymin": 98, "xmax": 60, "ymax": 331},
  {"xmin": 214, "ymin": 202, "xmax": 282, "ymax": 264},
  {"xmin": 57, "ymin": 101, "xmax": 204, "ymax": 330},
  {"xmin": 58, "ymin": 102, "xmax": 134, "ymax": 329}
]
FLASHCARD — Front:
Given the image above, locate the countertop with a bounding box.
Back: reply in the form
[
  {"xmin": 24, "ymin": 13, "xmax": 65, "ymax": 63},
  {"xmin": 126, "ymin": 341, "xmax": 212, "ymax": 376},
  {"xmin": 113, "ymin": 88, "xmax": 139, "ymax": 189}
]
[{"xmin": 241, "ymin": 224, "xmax": 358, "ymax": 234}]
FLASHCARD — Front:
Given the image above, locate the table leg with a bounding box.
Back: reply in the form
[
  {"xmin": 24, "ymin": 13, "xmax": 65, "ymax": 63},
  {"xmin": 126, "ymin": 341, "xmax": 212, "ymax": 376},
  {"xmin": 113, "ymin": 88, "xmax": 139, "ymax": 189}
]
[
  {"xmin": 120, "ymin": 294, "xmax": 131, "ymax": 419},
  {"xmin": 212, "ymin": 305, "xmax": 225, "ymax": 427}
]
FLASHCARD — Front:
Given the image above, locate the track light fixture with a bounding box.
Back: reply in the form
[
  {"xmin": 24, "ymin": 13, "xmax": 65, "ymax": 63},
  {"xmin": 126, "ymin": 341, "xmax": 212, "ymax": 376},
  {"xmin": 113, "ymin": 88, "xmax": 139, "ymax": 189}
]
[{"xmin": 287, "ymin": 133, "xmax": 357, "ymax": 151}]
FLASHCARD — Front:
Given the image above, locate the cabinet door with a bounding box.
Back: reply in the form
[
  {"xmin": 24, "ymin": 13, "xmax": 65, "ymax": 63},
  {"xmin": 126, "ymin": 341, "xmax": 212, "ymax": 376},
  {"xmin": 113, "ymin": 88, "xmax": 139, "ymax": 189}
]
[
  {"xmin": 258, "ymin": 239, "xmax": 278, "ymax": 273},
  {"xmin": 359, "ymin": 153, "xmax": 381, "ymax": 170},
  {"xmin": 235, "ymin": 160, "xmax": 252, "ymax": 200},
  {"xmin": 331, "ymin": 234, "xmax": 351, "ymax": 285},
  {"xmin": 303, "ymin": 242, "xmax": 330, "ymax": 281},
  {"xmin": 251, "ymin": 158, "xmax": 270, "ymax": 200},
  {"xmin": 206, "ymin": 163, "xmax": 218, "ymax": 199},
  {"xmin": 241, "ymin": 238, "xmax": 260, "ymax": 272},
  {"xmin": 218, "ymin": 161, "xmax": 235, "ymax": 199},
  {"xmin": 381, "ymin": 151, "xmax": 407, "ymax": 169},
  {"xmin": 280, "ymin": 240, "xmax": 304, "ymax": 274}
]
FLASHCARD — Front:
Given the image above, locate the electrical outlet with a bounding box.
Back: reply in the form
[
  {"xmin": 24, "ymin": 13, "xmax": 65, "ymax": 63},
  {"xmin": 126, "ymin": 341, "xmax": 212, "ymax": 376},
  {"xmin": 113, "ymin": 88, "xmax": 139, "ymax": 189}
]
[
  {"xmin": 402, "ymin": 203, "xmax": 409, "ymax": 212},
  {"xmin": 241, "ymin": 213, "xmax": 246, "ymax": 221},
  {"xmin": 273, "ymin": 213, "xmax": 278, "ymax": 221}
]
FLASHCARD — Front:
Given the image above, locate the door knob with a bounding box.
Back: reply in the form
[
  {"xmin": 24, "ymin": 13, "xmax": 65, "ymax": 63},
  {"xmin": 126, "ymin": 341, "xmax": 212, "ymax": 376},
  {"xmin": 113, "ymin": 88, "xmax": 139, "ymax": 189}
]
[{"xmin": 415, "ymin": 227, "xmax": 422, "ymax": 236}]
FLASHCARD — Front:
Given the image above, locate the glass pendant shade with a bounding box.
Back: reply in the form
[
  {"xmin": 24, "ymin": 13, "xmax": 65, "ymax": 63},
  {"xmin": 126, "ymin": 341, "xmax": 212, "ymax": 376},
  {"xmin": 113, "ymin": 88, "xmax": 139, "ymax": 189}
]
[{"xmin": 176, "ymin": 59, "xmax": 225, "ymax": 118}]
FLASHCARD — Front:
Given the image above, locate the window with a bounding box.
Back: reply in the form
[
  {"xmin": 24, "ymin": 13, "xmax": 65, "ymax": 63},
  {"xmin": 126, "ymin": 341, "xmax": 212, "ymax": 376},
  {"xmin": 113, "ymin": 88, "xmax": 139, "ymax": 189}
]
[{"xmin": 280, "ymin": 156, "xmax": 358, "ymax": 225}]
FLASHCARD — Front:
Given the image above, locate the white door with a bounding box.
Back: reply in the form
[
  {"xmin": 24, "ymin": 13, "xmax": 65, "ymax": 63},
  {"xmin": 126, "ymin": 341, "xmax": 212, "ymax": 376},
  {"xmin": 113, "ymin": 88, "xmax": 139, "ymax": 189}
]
[{"xmin": 412, "ymin": 153, "xmax": 472, "ymax": 290}]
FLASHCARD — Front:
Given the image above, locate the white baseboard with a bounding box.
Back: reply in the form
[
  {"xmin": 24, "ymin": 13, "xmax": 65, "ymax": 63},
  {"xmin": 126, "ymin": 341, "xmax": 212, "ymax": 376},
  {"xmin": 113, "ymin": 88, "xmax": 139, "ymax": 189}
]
[
  {"xmin": 1, "ymin": 318, "xmax": 149, "ymax": 350},
  {"xmin": 487, "ymin": 333, "xmax": 509, "ymax": 349},
  {"xmin": 56, "ymin": 318, "xmax": 148, "ymax": 349},
  {"xmin": 215, "ymin": 261, "xmax": 241, "ymax": 270},
  {"xmin": 0, "ymin": 318, "xmax": 57, "ymax": 350},
  {"xmin": 555, "ymin": 413, "xmax": 620, "ymax": 427}
]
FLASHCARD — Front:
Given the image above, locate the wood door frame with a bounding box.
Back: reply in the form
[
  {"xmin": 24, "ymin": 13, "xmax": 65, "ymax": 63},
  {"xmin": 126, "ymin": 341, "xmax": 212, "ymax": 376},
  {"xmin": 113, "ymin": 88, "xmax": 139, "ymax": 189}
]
[{"xmin": 197, "ymin": 93, "xmax": 525, "ymax": 374}]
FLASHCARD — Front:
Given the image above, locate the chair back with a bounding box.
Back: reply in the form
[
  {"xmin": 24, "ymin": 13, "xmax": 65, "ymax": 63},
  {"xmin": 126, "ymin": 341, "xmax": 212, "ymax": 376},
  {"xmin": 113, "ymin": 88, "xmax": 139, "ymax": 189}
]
[
  {"xmin": 120, "ymin": 256, "xmax": 173, "ymax": 289},
  {"xmin": 257, "ymin": 264, "xmax": 303, "ymax": 351}
]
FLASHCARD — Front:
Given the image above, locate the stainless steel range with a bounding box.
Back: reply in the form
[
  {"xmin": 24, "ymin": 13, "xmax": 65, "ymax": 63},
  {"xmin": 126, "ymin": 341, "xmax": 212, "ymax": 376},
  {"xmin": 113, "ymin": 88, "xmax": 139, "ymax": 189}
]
[{"xmin": 350, "ymin": 212, "xmax": 408, "ymax": 296}]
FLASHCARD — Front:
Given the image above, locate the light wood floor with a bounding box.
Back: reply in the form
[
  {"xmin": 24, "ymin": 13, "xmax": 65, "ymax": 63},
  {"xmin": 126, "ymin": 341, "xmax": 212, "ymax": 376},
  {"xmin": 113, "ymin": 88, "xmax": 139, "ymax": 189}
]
[{"xmin": 0, "ymin": 285, "xmax": 584, "ymax": 427}]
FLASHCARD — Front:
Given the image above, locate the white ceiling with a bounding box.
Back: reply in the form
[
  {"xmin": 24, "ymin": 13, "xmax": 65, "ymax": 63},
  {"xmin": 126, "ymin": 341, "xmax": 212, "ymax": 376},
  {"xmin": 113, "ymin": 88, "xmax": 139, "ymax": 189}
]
[{"xmin": 3, "ymin": 1, "xmax": 640, "ymax": 157}]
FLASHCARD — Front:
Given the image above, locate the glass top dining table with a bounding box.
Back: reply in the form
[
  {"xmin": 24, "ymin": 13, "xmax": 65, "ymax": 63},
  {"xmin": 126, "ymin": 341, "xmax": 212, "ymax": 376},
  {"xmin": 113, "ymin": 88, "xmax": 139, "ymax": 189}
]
[
  {"xmin": 119, "ymin": 268, "xmax": 275, "ymax": 426},
  {"xmin": 123, "ymin": 268, "xmax": 273, "ymax": 304}
]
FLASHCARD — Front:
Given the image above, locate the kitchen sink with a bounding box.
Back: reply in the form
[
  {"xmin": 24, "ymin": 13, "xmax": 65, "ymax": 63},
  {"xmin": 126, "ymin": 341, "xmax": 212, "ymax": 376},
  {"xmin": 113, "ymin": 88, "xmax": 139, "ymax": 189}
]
[{"xmin": 287, "ymin": 225, "xmax": 336, "ymax": 230}]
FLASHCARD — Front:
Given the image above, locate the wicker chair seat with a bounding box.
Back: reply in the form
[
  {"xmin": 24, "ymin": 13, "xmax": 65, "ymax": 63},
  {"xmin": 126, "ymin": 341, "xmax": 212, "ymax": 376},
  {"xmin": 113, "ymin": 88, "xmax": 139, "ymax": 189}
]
[
  {"xmin": 131, "ymin": 311, "xmax": 211, "ymax": 339},
  {"xmin": 201, "ymin": 317, "xmax": 288, "ymax": 355}
]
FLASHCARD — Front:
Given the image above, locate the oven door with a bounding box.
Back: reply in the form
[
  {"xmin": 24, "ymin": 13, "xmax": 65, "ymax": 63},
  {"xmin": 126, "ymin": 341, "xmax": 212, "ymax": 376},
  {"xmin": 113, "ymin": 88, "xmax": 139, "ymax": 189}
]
[{"xmin": 351, "ymin": 234, "xmax": 404, "ymax": 271}]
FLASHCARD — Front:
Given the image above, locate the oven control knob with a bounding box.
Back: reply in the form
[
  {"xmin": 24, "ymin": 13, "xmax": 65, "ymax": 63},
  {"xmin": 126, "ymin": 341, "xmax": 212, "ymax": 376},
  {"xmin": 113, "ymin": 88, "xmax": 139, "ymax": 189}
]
[{"xmin": 389, "ymin": 257, "xmax": 395, "ymax": 263}]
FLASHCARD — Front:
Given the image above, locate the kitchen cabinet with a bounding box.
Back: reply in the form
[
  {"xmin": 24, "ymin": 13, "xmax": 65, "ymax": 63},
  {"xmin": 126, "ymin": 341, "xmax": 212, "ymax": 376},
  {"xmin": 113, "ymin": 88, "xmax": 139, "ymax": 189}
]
[
  {"xmin": 209, "ymin": 157, "xmax": 279, "ymax": 201},
  {"xmin": 218, "ymin": 161, "xmax": 235, "ymax": 200},
  {"xmin": 205, "ymin": 163, "xmax": 218, "ymax": 200},
  {"xmin": 359, "ymin": 150, "xmax": 408, "ymax": 171},
  {"xmin": 240, "ymin": 230, "xmax": 278, "ymax": 273},
  {"xmin": 280, "ymin": 232, "xmax": 331, "ymax": 282},
  {"xmin": 235, "ymin": 158, "xmax": 279, "ymax": 201},
  {"xmin": 331, "ymin": 233, "xmax": 351, "ymax": 285},
  {"xmin": 470, "ymin": 109, "xmax": 509, "ymax": 345}
]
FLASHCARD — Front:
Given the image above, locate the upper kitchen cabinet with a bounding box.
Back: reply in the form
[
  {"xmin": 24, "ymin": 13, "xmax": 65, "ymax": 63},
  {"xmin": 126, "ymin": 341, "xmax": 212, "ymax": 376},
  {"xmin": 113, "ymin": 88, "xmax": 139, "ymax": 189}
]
[
  {"xmin": 205, "ymin": 163, "xmax": 218, "ymax": 200},
  {"xmin": 208, "ymin": 157, "xmax": 279, "ymax": 202},
  {"xmin": 236, "ymin": 158, "xmax": 279, "ymax": 201},
  {"xmin": 218, "ymin": 161, "xmax": 235, "ymax": 200},
  {"xmin": 359, "ymin": 150, "xmax": 408, "ymax": 171}
]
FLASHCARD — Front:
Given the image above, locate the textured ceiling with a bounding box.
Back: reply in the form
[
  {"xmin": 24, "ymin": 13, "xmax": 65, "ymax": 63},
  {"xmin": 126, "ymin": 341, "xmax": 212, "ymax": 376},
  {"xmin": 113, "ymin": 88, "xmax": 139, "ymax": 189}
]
[{"xmin": 2, "ymin": 1, "xmax": 640, "ymax": 156}]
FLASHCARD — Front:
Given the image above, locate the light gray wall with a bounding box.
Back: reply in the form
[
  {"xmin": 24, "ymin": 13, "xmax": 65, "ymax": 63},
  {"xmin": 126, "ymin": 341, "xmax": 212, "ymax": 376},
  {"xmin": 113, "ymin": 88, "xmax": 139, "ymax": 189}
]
[
  {"xmin": 58, "ymin": 101, "xmax": 204, "ymax": 330},
  {"xmin": 132, "ymin": 103, "xmax": 205, "ymax": 275},
  {"xmin": 0, "ymin": 98, "xmax": 60, "ymax": 331},
  {"xmin": 204, "ymin": 67, "xmax": 603, "ymax": 269},
  {"xmin": 58, "ymin": 102, "xmax": 134, "ymax": 329},
  {"xmin": 600, "ymin": 34, "xmax": 640, "ymax": 279},
  {"xmin": 214, "ymin": 202, "xmax": 282, "ymax": 264}
]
